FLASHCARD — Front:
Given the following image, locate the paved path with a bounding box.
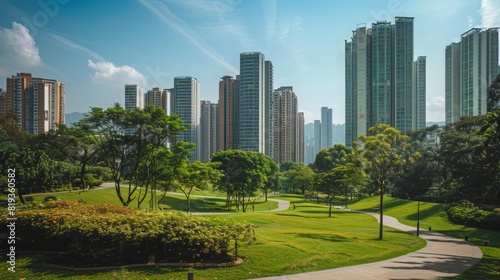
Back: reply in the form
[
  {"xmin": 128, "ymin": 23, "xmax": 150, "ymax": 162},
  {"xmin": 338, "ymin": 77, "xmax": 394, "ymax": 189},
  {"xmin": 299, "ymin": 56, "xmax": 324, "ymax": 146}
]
[{"xmin": 251, "ymin": 211, "xmax": 482, "ymax": 280}]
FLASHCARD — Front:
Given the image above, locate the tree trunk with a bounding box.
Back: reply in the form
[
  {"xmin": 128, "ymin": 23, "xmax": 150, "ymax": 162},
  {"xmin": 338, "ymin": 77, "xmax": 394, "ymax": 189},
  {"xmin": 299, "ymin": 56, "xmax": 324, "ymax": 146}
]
[
  {"xmin": 379, "ymin": 182, "xmax": 385, "ymax": 240},
  {"xmin": 329, "ymin": 199, "xmax": 332, "ymax": 217}
]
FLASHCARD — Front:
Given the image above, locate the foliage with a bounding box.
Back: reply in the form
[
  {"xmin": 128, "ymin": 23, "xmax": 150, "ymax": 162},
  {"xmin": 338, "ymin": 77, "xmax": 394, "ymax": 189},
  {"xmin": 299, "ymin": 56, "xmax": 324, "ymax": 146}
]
[
  {"xmin": 211, "ymin": 150, "xmax": 278, "ymax": 212},
  {"xmin": 284, "ymin": 164, "xmax": 314, "ymax": 195},
  {"xmin": 75, "ymin": 104, "xmax": 186, "ymax": 208},
  {"xmin": 1, "ymin": 200, "xmax": 256, "ymax": 266},
  {"xmin": 440, "ymin": 115, "xmax": 499, "ymax": 205},
  {"xmin": 174, "ymin": 161, "xmax": 222, "ymax": 213},
  {"xmin": 354, "ymin": 124, "xmax": 414, "ymax": 239},
  {"xmin": 445, "ymin": 201, "xmax": 500, "ymax": 230},
  {"xmin": 390, "ymin": 125, "xmax": 442, "ymax": 199}
]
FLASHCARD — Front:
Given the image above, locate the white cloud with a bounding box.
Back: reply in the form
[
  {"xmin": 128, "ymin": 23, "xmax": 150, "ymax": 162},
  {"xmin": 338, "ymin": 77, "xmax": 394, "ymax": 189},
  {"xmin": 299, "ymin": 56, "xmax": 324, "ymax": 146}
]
[
  {"xmin": 427, "ymin": 96, "xmax": 445, "ymax": 122},
  {"xmin": 480, "ymin": 0, "xmax": 500, "ymax": 28},
  {"xmin": 0, "ymin": 22, "xmax": 42, "ymax": 70},
  {"xmin": 87, "ymin": 60, "xmax": 147, "ymax": 87}
]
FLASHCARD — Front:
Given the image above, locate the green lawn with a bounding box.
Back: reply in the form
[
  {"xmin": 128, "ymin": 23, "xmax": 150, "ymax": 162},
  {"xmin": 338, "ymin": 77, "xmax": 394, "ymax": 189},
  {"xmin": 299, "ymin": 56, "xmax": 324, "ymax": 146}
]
[
  {"xmin": 349, "ymin": 195, "xmax": 500, "ymax": 279},
  {"xmin": 0, "ymin": 192, "xmax": 425, "ymax": 280}
]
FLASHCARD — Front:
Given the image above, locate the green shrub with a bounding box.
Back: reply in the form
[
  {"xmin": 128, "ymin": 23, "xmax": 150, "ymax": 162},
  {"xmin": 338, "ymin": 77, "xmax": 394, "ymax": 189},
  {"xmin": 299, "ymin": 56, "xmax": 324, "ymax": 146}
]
[
  {"xmin": 43, "ymin": 196, "xmax": 57, "ymax": 202},
  {"xmin": 1, "ymin": 200, "xmax": 256, "ymax": 266},
  {"xmin": 445, "ymin": 201, "xmax": 500, "ymax": 230}
]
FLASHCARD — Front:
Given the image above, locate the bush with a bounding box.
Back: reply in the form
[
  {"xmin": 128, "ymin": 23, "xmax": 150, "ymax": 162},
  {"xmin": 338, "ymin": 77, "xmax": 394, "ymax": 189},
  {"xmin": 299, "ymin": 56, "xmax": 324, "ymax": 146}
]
[
  {"xmin": 445, "ymin": 200, "xmax": 500, "ymax": 230},
  {"xmin": 24, "ymin": 196, "xmax": 35, "ymax": 203},
  {"xmin": 43, "ymin": 196, "xmax": 57, "ymax": 202},
  {"xmin": 1, "ymin": 200, "xmax": 256, "ymax": 266}
]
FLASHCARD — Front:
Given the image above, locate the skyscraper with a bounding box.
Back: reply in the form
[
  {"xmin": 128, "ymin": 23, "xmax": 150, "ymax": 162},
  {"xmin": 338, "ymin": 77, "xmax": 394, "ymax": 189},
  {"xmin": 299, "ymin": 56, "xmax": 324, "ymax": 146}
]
[
  {"xmin": 271, "ymin": 86, "xmax": 299, "ymax": 163},
  {"xmin": 3, "ymin": 73, "xmax": 65, "ymax": 134},
  {"xmin": 200, "ymin": 100, "xmax": 217, "ymax": 162},
  {"xmin": 265, "ymin": 60, "xmax": 274, "ymax": 157},
  {"xmin": 124, "ymin": 84, "xmax": 144, "ymax": 110},
  {"xmin": 445, "ymin": 28, "xmax": 500, "ymax": 124},
  {"xmin": 413, "ymin": 56, "xmax": 426, "ymax": 130},
  {"xmin": 345, "ymin": 17, "xmax": 423, "ymax": 145},
  {"xmin": 296, "ymin": 112, "xmax": 305, "ymax": 164},
  {"xmin": 445, "ymin": 43, "xmax": 461, "ymax": 124},
  {"xmin": 218, "ymin": 75, "xmax": 239, "ymax": 150},
  {"xmin": 393, "ymin": 17, "xmax": 414, "ymax": 133},
  {"xmin": 321, "ymin": 107, "xmax": 333, "ymax": 149},
  {"xmin": 145, "ymin": 87, "xmax": 169, "ymax": 113},
  {"xmin": 239, "ymin": 52, "xmax": 266, "ymax": 153},
  {"xmin": 345, "ymin": 25, "xmax": 370, "ymax": 146},
  {"xmin": 172, "ymin": 76, "xmax": 200, "ymax": 161},
  {"xmin": 313, "ymin": 120, "xmax": 321, "ymax": 156}
]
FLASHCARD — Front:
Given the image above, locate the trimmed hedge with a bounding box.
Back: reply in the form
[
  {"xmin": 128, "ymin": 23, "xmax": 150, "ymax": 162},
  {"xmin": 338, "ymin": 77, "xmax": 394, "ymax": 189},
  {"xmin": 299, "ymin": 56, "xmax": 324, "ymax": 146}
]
[
  {"xmin": 445, "ymin": 200, "xmax": 500, "ymax": 230},
  {"xmin": 3, "ymin": 201, "xmax": 256, "ymax": 266}
]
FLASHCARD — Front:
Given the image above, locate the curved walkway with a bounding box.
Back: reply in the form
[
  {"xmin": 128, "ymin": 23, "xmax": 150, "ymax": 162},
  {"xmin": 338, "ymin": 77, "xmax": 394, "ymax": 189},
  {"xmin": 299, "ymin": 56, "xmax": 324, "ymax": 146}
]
[{"xmin": 251, "ymin": 211, "xmax": 483, "ymax": 280}]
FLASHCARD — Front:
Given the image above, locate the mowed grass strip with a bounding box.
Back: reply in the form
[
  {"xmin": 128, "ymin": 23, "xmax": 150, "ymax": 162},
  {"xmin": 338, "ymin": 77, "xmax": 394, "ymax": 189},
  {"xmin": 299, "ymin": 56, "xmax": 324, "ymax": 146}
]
[
  {"xmin": 0, "ymin": 194, "xmax": 425, "ymax": 280},
  {"xmin": 349, "ymin": 195, "xmax": 500, "ymax": 279}
]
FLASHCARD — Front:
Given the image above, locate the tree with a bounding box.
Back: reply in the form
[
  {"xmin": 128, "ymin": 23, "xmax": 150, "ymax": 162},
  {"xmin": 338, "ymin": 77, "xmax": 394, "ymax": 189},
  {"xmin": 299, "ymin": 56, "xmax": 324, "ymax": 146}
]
[
  {"xmin": 280, "ymin": 160, "xmax": 297, "ymax": 172},
  {"xmin": 40, "ymin": 124, "xmax": 101, "ymax": 191},
  {"xmin": 355, "ymin": 124, "xmax": 413, "ymax": 240},
  {"xmin": 175, "ymin": 161, "xmax": 221, "ymax": 214},
  {"xmin": 390, "ymin": 125, "xmax": 442, "ymax": 200},
  {"xmin": 211, "ymin": 150, "xmax": 277, "ymax": 212},
  {"xmin": 312, "ymin": 144, "xmax": 353, "ymax": 173},
  {"xmin": 440, "ymin": 115, "xmax": 499, "ymax": 205},
  {"xmin": 284, "ymin": 164, "xmax": 314, "ymax": 195},
  {"xmin": 487, "ymin": 74, "xmax": 500, "ymax": 111},
  {"xmin": 76, "ymin": 104, "xmax": 185, "ymax": 207}
]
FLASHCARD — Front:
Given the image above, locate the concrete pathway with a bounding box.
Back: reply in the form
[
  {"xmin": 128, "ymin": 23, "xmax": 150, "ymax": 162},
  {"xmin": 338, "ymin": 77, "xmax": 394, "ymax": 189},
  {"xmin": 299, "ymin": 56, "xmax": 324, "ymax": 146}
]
[{"xmin": 251, "ymin": 211, "xmax": 483, "ymax": 280}]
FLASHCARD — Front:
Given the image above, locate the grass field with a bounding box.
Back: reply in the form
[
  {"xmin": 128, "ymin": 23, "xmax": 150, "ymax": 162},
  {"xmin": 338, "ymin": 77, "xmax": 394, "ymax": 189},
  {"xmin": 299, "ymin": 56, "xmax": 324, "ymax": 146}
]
[
  {"xmin": 0, "ymin": 191, "xmax": 426, "ymax": 280},
  {"xmin": 349, "ymin": 196, "xmax": 500, "ymax": 279}
]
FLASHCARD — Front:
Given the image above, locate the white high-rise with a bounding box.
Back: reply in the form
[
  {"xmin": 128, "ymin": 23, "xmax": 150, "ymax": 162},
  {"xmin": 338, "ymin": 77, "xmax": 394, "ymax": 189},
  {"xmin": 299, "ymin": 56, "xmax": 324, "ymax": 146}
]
[
  {"xmin": 172, "ymin": 76, "xmax": 200, "ymax": 161},
  {"xmin": 125, "ymin": 84, "xmax": 144, "ymax": 110}
]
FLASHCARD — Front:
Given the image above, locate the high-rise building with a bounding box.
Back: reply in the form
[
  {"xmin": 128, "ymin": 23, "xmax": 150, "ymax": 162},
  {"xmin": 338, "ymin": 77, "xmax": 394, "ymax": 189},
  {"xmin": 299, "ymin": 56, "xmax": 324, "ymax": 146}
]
[
  {"xmin": 265, "ymin": 60, "xmax": 274, "ymax": 157},
  {"xmin": 239, "ymin": 52, "xmax": 267, "ymax": 153},
  {"xmin": 2, "ymin": 73, "xmax": 65, "ymax": 134},
  {"xmin": 296, "ymin": 112, "xmax": 305, "ymax": 164},
  {"xmin": 445, "ymin": 43, "xmax": 461, "ymax": 124},
  {"xmin": 413, "ymin": 56, "xmax": 426, "ymax": 130},
  {"xmin": 345, "ymin": 25, "xmax": 370, "ymax": 146},
  {"xmin": 271, "ymin": 86, "xmax": 299, "ymax": 163},
  {"xmin": 321, "ymin": 107, "xmax": 333, "ymax": 149},
  {"xmin": 172, "ymin": 76, "xmax": 200, "ymax": 161},
  {"xmin": 346, "ymin": 17, "xmax": 423, "ymax": 145},
  {"xmin": 393, "ymin": 17, "xmax": 414, "ymax": 133},
  {"xmin": 0, "ymin": 89, "xmax": 6, "ymax": 116},
  {"xmin": 200, "ymin": 100, "xmax": 218, "ymax": 162},
  {"xmin": 145, "ymin": 87, "xmax": 169, "ymax": 113},
  {"xmin": 124, "ymin": 84, "xmax": 144, "ymax": 110},
  {"xmin": 218, "ymin": 75, "xmax": 239, "ymax": 150},
  {"xmin": 313, "ymin": 120, "xmax": 321, "ymax": 156},
  {"xmin": 445, "ymin": 28, "xmax": 500, "ymax": 124}
]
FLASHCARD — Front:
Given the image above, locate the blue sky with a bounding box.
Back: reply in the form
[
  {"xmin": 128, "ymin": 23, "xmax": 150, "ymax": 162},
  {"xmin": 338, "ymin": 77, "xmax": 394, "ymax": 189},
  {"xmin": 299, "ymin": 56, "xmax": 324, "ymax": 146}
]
[{"xmin": 1, "ymin": 0, "xmax": 499, "ymax": 124}]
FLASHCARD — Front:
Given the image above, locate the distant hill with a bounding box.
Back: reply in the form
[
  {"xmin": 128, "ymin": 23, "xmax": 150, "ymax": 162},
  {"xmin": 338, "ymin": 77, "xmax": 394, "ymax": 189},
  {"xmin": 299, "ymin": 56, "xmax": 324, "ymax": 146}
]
[
  {"xmin": 65, "ymin": 112, "xmax": 85, "ymax": 126},
  {"xmin": 426, "ymin": 121, "xmax": 445, "ymax": 127}
]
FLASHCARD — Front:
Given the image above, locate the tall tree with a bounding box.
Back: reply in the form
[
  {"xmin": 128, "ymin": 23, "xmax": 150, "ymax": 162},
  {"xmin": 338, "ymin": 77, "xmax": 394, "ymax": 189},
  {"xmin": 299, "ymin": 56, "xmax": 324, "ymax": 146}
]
[
  {"xmin": 355, "ymin": 124, "xmax": 413, "ymax": 240},
  {"xmin": 76, "ymin": 104, "xmax": 185, "ymax": 207},
  {"xmin": 175, "ymin": 161, "xmax": 221, "ymax": 214}
]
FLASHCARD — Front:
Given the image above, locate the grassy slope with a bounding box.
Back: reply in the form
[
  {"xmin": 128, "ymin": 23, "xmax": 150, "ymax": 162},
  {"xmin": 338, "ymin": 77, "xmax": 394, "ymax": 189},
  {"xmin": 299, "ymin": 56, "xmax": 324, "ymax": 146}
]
[
  {"xmin": 0, "ymin": 194, "xmax": 425, "ymax": 280},
  {"xmin": 349, "ymin": 196, "xmax": 500, "ymax": 279}
]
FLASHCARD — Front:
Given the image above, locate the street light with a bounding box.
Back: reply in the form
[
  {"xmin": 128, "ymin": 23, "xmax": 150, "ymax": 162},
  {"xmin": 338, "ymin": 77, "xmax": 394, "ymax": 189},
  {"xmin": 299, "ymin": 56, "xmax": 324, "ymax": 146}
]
[{"xmin": 416, "ymin": 186, "xmax": 439, "ymax": 237}]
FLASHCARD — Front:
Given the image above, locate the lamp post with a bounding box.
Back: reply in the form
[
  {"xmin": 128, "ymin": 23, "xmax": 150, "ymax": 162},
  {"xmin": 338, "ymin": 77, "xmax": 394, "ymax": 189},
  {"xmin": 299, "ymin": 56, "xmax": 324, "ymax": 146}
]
[
  {"xmin": 417, "ymin": 200, "xmax": 421, "ymax": 236},
  {"xmin": 416, "ymin": 186, "xmax": 439, "ymax": 237}
]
